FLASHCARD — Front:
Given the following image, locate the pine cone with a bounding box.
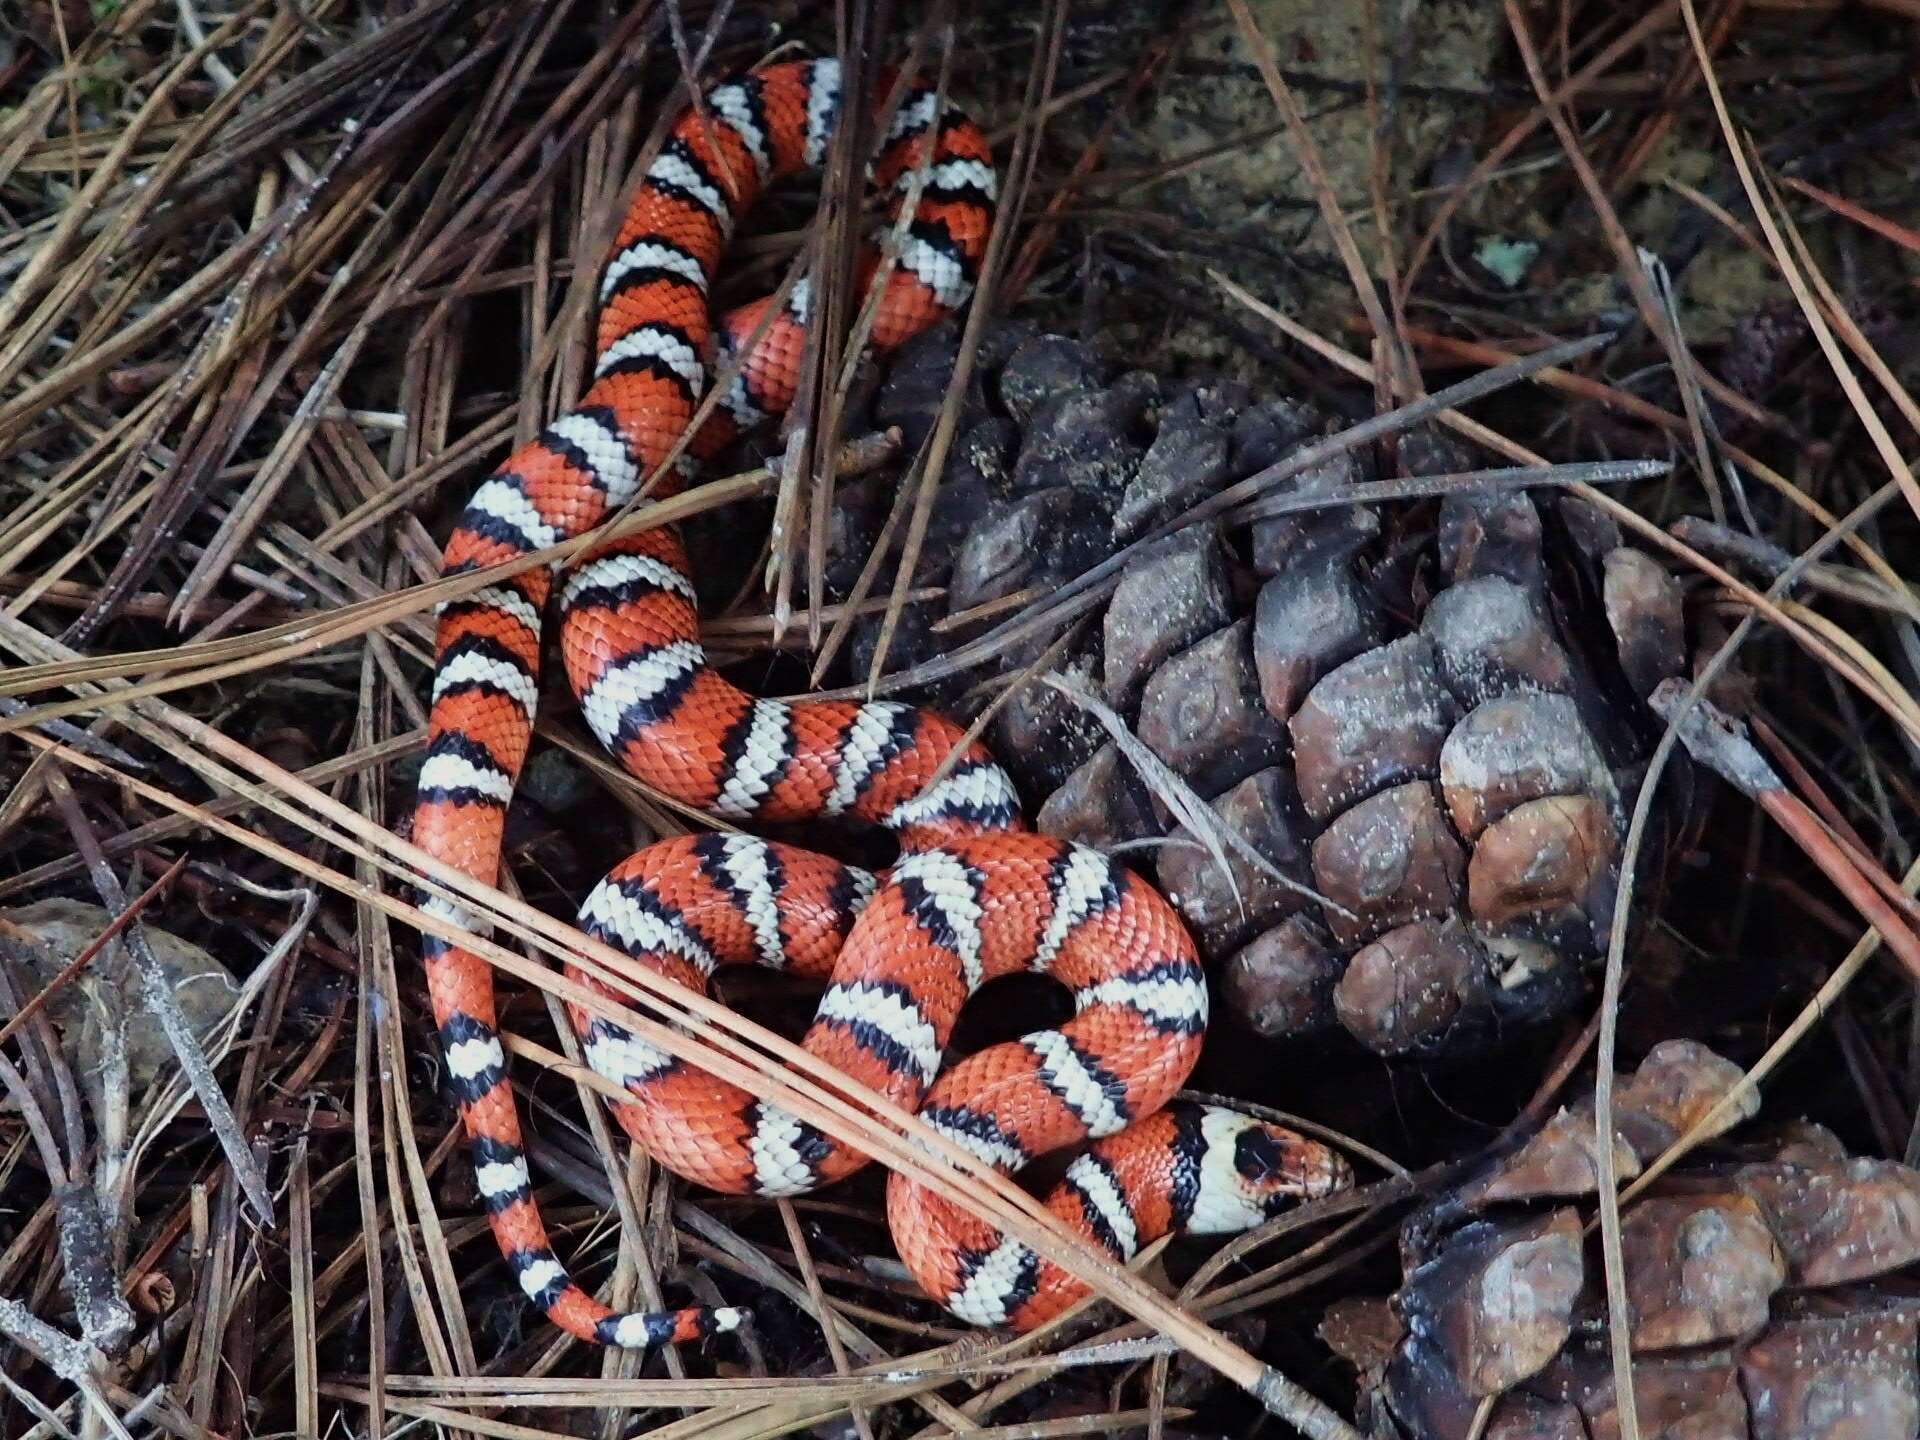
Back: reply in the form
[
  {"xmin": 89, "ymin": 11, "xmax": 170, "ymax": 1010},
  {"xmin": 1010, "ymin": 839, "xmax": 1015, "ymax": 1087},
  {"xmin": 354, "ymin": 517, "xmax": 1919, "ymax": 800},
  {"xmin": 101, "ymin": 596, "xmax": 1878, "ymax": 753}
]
[
  {"xmin": 835, "ymin": 322, "xmax": 1686, "ymax": 1058},
  {"xmin": 1330, "ymin": 1041, "xmax": 1920, "ymax": 1440}
]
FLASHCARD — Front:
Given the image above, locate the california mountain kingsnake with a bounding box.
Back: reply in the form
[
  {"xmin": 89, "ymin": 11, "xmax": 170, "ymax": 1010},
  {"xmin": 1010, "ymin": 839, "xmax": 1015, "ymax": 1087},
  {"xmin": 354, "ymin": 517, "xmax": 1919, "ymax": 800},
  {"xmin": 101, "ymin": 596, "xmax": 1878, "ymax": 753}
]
[{"xmin": 415, "ymin": 55, "xmax": 1348, "ymax": 1351}]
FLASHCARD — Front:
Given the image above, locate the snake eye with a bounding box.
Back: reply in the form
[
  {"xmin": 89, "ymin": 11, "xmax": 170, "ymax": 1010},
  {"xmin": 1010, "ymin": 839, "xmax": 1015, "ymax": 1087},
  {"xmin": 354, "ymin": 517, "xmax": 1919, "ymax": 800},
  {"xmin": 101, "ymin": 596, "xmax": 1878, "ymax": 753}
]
[{"xmin": 1233, "ymin": 1124, "xmax": 1288, "ymax": 1185}]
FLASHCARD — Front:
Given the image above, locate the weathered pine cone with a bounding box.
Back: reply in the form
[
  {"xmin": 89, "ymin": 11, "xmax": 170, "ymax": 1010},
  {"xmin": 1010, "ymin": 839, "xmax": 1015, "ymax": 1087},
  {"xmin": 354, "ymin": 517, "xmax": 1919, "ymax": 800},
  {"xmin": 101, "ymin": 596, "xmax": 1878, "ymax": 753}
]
[
  {"xmin": 1326, "ymin": 1040, "xmax": 1920, "ymax": 1439},
  {"xmin": 827, "ymin": 321, "xmax": 1687, "ymax": 1058}
]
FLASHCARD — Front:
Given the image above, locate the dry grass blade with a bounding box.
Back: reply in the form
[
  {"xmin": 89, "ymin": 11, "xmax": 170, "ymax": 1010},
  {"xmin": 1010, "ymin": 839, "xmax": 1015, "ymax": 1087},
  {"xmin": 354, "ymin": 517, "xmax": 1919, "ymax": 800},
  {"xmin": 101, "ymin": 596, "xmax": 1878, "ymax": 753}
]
[
  {"xmin": 1781, "ymin": 174, "xmax": 1920, "ymax": 258},
  {"xmin": 1502, "ymin": 0, "xmax": 1720, "ymax": 536},
  {"xmin": 289, "ymin": 1136, "xmax": 319, "ymax": 1440},
  {"xmin": 1673, "ymin": 6, "xmax": 1920, "ymax": 529},
  {"xmin": 0, "ymin": 0, "xmax": 266, "ymax": 369},
  {"xmin": 1399, "ymin": 2, "xmax": 1680, "ymax": 298},
  {"xmin": 0, "ymin": 473, "xmax": 771, "ymax": 724},
  {"xmin": 775, "ymin": 1200, "xmax": 875, "ymax": 1440},
  {"xmin": 1225, "ymin": 0, "xmax": 1413, "ymax": 400},
  {"xmin": 0, "ymin": 731, "xmax": 420, "ymax": 900},
  {"xmin": 69, "ymin": 12, "xmax": 462, "ymax": 641}
]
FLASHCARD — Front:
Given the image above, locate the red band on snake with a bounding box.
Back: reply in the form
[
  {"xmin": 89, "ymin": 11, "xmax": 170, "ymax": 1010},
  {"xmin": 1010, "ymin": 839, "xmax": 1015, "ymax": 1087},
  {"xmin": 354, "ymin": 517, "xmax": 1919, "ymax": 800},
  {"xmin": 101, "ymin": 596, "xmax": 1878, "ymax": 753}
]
[{"xmin": 416, "ymin": 56, "xmax": 1347, "ymax": 1351}]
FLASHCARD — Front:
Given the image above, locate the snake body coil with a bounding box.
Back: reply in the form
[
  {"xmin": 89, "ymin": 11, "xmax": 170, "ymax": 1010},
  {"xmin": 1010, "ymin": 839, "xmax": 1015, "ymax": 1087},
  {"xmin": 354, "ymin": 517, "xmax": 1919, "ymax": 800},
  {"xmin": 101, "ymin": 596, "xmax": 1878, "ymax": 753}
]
[{"xmin": 416, "ymin": 57, "xmax": 1345, "ymax": 1351}]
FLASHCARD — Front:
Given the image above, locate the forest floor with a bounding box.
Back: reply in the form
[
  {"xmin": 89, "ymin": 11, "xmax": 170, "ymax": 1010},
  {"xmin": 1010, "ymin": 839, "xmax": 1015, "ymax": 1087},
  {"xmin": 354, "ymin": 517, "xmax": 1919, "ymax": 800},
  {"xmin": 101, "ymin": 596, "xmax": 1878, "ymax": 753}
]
[{"xmin": 0, "ymin": 2, "xmax": 1917, "ymax": 1437}]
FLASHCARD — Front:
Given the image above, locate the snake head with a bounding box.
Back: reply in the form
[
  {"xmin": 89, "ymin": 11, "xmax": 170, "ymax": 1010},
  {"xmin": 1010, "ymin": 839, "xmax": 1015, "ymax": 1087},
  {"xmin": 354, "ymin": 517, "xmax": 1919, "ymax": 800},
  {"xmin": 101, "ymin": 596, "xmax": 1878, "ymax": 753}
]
[
  {"xmin": 1184, "ymin": 1106, "xmax": 1354, "ymax": 1233},
  {"xmin": 1232, "ymin": 1117, "xmax": 1354, "ymax": 1215}
]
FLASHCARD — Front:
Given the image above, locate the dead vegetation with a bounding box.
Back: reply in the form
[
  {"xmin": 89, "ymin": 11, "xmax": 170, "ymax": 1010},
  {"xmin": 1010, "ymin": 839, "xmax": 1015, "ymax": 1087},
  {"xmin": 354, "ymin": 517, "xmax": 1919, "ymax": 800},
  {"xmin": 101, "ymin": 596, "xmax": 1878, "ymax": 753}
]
[{"xmin": 0, "ymin": 2, "xmax": 1917, "ymax": 1438}]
